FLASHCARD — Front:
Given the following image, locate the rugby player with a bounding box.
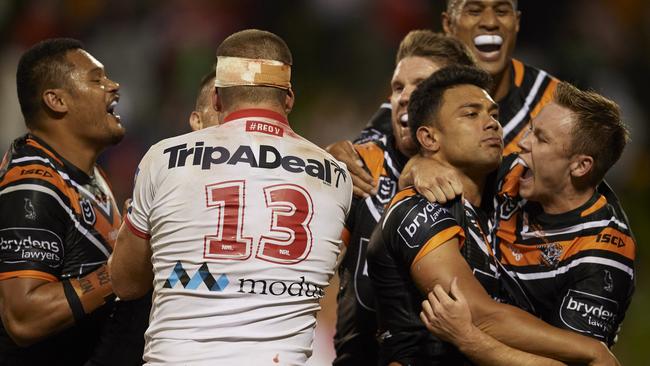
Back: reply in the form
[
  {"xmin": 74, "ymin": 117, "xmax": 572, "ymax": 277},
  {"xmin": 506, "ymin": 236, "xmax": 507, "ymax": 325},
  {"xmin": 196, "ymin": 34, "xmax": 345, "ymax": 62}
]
[
  {"xmin": 188, "ymin": 70, "xmax": 219, "ymax": 131},
  {"xmin": 0, "ymin": 38, "xmax": 145, "ymax": 365},
  {"xmin": 109, "ymin": 29, "xmax": 353, "ymax": 365},
  {"xmin": 368, "ymin": 66, "xmax": 618, "ymax": 365},
  {"xmin": 334, "ymin": 30, "xmax": 476, "ymax": 366}
]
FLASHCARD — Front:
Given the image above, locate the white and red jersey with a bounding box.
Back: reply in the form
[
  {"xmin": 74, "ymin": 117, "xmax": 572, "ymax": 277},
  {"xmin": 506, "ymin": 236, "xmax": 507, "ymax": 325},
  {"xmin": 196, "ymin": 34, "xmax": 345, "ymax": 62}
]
[{"xmin": 126, "ymin": 109, "xmax": 352, "ymax": 365}]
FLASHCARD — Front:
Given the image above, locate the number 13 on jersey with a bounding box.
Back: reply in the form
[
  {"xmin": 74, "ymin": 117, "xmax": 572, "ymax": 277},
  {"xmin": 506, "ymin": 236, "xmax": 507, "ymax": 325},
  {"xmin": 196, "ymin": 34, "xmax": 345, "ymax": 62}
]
[{"xmin": 204, "ymin": 180, "xmax": 314, "ymax": 264}]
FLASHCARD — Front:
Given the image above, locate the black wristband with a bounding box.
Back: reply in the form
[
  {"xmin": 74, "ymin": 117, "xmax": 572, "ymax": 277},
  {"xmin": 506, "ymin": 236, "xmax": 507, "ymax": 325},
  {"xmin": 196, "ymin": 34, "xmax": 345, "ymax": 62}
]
[{"xmin": 62, "ymin": 280, "xmax": 85, "ymax": 323}]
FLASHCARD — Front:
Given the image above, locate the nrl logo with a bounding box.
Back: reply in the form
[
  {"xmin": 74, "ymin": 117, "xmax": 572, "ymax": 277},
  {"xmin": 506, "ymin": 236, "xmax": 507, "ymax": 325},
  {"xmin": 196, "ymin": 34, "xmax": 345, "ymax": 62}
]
[
  {"xmin": 499, "ymin": 196, "xmax": 520, "ymax": 220},
  {"xmin": 375, "ymin": 176, "xmax": 396, "ymax": 204}
]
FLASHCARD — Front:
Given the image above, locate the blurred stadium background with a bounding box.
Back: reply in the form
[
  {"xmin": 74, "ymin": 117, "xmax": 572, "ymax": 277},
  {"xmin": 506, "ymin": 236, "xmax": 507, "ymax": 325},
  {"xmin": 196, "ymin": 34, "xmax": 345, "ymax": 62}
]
[{"xmin": 0, "ymin": 0, "xmax": 648, "ymax": 364}]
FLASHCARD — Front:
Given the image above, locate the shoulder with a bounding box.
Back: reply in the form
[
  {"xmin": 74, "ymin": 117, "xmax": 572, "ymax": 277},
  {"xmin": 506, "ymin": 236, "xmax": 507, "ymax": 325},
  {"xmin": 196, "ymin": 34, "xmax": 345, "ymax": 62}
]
[
  {"xmin": 382, "ymin": 189, "xmax": 456, "ymax": 235},
  {"xmin": 354, "ymin": 139, "xmax": 385, "ymax": 174},
  {"xmin": 0, "ymin": 138, "xmax": 68, "ymax": 196}
]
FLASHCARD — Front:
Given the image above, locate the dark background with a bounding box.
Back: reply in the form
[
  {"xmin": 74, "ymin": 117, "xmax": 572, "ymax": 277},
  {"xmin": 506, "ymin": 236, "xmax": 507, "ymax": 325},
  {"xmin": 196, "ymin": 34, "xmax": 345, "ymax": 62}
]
[{"xmin": 0, "ymin": 1, "xmax": 647, "ymax": 364}]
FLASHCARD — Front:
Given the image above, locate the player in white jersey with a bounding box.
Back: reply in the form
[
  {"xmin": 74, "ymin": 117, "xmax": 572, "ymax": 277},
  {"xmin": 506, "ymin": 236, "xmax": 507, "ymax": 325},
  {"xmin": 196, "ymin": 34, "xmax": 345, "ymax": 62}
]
[{"xmin": 108, "ymin": 29, "xmax": 353, "ymax": 365}]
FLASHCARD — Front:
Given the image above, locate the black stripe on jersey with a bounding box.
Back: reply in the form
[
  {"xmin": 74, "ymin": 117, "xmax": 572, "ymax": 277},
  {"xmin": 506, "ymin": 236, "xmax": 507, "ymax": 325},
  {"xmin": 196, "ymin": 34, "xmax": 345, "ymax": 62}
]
[
  {"xmin": 513, "ymin": 221, "xmax": 632, "ymax": 245},
  {"xmin": 501, "ymin": 248, "xmax": 634, "ymax": 275},
  {"xmin": 0, "ymin": 177, "xmax": 74, "ymax": 209},
  {"xmin": 503, "ymin": 75, "xmax": 554, "ymax": 146}
]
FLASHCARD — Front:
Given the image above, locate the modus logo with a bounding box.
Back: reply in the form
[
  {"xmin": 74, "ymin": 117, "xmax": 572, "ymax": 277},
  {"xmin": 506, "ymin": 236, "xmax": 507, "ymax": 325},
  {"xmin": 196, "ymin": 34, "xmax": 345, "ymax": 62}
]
[
  {"xmin": 164, "ymin": 261, "xmax": 229, "ymax": 292},
  {"xmin": 163, "ymin": 262, "xmax": 324, "ymax": 298}
]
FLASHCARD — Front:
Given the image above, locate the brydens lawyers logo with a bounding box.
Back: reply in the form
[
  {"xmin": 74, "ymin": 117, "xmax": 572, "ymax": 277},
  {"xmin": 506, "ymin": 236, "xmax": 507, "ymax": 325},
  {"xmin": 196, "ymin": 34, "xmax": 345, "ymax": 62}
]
[{"xmin": 164, "ymin": 261, "xmax": 324, "ymax": 298}]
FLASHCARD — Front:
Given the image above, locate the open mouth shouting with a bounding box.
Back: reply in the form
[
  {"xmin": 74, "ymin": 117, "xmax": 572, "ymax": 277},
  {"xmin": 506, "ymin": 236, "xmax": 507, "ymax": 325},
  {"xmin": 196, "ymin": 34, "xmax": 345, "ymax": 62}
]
[
  {"xmin": 107, "ymin": 95, "xmax": 121, "ymax": 122},
  {"xmin": 473, "ymin": 34, "xmax": 503, "ymax": 61},
  {"xmin": 518, "ymin": 157, "xmax": 533, "ymax": 183},
  {"xmin": 399, "ymin": 113, "xmax": 408, "ymax": 128}
]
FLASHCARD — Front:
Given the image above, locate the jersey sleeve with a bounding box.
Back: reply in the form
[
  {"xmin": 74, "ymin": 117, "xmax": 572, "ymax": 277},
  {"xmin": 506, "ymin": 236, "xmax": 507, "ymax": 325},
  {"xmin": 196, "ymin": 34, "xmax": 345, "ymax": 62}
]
[
  {"xmin": 549, "ymin": 256, "xmax": 634, "ymax": 346},
  {"xmin": 353, "ymin": 105, "xmax": 391, "ymax": 144},
  {"xmin": 0, "ymin": 189, "xmax": 67, "ymax": 281},
  {"xmin": 126, "ymin": 147, "xmax": 158, "ymax": 239},
  {"xmin": 381, "ymin": 196, "xmax": 463, "ymax": 269}
]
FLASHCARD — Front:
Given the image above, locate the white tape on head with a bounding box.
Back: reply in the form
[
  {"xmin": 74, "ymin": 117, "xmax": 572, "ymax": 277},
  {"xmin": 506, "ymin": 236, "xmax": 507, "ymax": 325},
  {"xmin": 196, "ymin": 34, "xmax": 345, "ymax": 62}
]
[{"xmin": 215, "ymin": 56, "xmax": 291, "ymax": 90}]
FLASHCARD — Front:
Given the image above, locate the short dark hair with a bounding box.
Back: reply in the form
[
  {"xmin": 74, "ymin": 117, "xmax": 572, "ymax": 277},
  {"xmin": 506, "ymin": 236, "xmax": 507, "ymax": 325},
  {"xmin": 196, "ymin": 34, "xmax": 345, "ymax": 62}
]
[
  {"xmin": 396, "ymin": 30, "xmax": 475, "ymax": 67},
  {"xmin": 216, "ymin": 29, "xmax": 292, "ymax": 107},
  {"xmin": 555, "ymin": 82, "xmax": 629, "ymax": 186},
  {"xmin": 16, "ymin": 38, "xmax": 84, "ymax": 126},
  {"xmin": 194, "ymin": 70, "xmax": 215, "ymax": 110},
  {"xmin": 446, "ymin": 0, "xmax": 518, "ymax": 13},
  {"xmin": 407, "ymin": 65, "xmax": 492, "ymax": 149}
]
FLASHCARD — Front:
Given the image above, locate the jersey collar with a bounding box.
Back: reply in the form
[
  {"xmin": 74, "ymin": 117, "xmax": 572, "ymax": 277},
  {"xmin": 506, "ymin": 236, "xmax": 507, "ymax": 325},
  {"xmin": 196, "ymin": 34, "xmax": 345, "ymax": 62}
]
[
  {"xmin": 223, "ymin": 108, "xmax": 289, "ymax": 126},
  {"xmin": 25, "ymin": 133, "xmax": 93, "ymax": 184}
]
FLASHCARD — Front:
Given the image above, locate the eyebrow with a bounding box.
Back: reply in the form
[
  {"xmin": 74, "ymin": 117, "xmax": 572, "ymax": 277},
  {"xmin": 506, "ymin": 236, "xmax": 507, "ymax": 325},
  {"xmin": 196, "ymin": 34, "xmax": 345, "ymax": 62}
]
[
  {"xmin": 458, "ymin": 102, "xmax": 499, "ymax": 111},
  {"xmin": 87, "ymin": 67, "xmax": 104, "ymax": 74}
]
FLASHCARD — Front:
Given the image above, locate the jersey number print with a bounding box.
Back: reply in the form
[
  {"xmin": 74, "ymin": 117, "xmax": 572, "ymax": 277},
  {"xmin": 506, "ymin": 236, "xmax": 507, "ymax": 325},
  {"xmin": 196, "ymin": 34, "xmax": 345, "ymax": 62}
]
[{"xmin": 204, "ymin": 180, "xmax": 313, "ymax": 264}]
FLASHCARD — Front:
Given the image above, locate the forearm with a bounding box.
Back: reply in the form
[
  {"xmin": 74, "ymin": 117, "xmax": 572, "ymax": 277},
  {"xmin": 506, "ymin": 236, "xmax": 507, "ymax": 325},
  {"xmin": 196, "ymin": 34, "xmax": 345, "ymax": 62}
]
[
  {"xmin": 457, "ymin": 324, "xmax": 566, "ymax": 366},
  {"xmin": 0, "ymin": 266, "xmax": 112, "ymax": 346},
  {"xmin": 0, "ymin": 280, "xmax": 73, "ymax": 346},
  {"xmin": 475, "ymin": 302, "xmax": 606, "ymax": 363}
]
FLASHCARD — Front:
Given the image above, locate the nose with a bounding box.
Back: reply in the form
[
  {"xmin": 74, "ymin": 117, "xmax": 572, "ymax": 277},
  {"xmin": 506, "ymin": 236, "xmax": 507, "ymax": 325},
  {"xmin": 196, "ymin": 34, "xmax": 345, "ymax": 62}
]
[
  {"xmin": 484, "ymin": 112, "xmax": 500, "ymax": 131},
  {"xmin": 104, "ymin": 78, "xmax": 120, "ymax": 92},
  {"xmin": 517, "ymin": 127, "xmax": 532, "ymax": 152},
  {"xmin": 400, "ymin": 85, "xmax": 414, "ymax": 107},
  {"xmin": 479, "ymin": 8, "xmax": 499, "ymax": 30}
]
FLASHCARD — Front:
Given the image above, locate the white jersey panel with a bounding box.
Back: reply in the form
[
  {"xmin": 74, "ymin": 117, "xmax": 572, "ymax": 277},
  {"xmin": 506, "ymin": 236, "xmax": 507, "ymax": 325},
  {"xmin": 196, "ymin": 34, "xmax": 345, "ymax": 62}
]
[{"xmin": 128, "ymin": 112, "xmax": 352, "ymax": 365}]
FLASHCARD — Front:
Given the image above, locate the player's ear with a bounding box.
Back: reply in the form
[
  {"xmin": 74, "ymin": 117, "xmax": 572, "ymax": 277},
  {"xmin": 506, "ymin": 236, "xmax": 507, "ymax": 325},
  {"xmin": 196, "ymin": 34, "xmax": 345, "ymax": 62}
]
[
  {"xmin": 515, "ymin": 9, "xmax": 521, "ymax": 33},
  {"xmin": 285, "ymin": 88, "xmax": 295, "ymax": 114},
  {"xmin": 42, "ymin": 89, "xmax": 68, "ymax": 114},
  {"xmin": 570, "ymin": 154, "xmax": 593, "ymax": 179},
  {"xmin": 416, "ymin": 125, "xmax": 440, "ymax": 153},
  {"xmin": 441, "ymin": 11, "xmax": 453, "ymax": 35},
  {"xmin": 189, "ymin": 111, "xmax": 202, "ymax": 131}
]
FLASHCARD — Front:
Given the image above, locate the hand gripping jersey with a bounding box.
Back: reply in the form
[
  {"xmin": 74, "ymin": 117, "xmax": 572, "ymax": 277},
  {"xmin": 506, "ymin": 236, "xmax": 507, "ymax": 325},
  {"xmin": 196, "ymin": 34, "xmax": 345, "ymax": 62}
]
[
  {"xmin": 0, "ymin": 135, "xmax": 120, "ymax": 365},
  {"xmin": 357, "ymin": 59, "xmax": 558, "ymax": 154},
  {"xmin": 367, "ymin": 189, "xmax": 499, "ymax": 365},
  {"xmin": 127, "ymin": 109, "xmax": 352, "ymax": 366},
  {"xmin": 495, "ymin": 154, "xmax": 636, "ymax": 346},
  {"xmin": 334, "ymin": 134, "xmax": 408, "ymax": 366}
]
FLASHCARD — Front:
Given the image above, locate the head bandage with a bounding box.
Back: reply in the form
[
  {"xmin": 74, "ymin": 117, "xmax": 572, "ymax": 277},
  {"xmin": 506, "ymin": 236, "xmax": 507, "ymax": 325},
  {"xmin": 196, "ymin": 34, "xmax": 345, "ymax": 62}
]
[{"xmin": 215, "ymin": 56, "xmax": 291, "ymax": 90}]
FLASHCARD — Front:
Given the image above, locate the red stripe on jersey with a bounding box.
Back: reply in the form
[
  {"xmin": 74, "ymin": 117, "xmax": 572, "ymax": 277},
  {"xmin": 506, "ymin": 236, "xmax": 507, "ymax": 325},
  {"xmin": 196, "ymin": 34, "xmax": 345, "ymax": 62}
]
[
  {"xmin": 125, "ymin": 215, "xmax": 151, "ymax": 239},
  {"xmin": 223, "ymin": 109, "xmax": 289, "ymax": 125}
]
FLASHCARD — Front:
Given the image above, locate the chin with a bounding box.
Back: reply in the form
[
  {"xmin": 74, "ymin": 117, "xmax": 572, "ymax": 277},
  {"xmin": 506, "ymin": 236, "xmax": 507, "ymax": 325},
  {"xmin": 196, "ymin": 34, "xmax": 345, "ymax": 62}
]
[
  {"xmin": 479, "ymin": 60, "xmax": 508, "ymax": 78},
  {"xmin": 110, "ymin": 130, "xmax": 126, "ymax": 145}
]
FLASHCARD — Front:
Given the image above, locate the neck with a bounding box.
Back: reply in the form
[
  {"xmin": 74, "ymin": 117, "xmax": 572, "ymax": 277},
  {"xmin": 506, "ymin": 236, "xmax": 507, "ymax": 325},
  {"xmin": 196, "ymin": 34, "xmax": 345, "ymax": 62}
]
[
  {"xmin": 458, "ymin": 170, "xmax": 485, "ymax": 207},
  {"xmin": 221, "ymin": 102, "xmax": 287, "ymax": 121},
  {"xmin": 490, "ymin": 61, "xmax": 513, "ymax": 102},
  {"xmin": 30, "ymin": 128, "xmax": 99, "ymax": 176},
  {"xmin": 540, "ymin": 186, "xmax": 596, "ymax": 215}
]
